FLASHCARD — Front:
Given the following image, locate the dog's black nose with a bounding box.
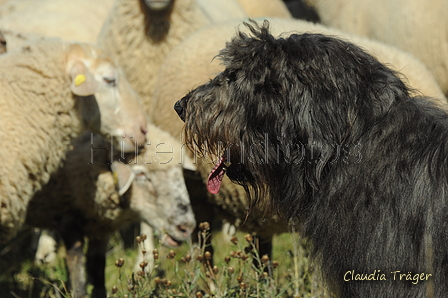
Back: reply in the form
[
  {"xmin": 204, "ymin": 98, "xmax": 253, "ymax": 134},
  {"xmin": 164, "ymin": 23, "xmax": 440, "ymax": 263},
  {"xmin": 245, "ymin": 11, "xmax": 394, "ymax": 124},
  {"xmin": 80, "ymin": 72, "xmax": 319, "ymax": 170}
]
[
  {"xmin": 174, "ymin": 95, "xmax": 189, "ymax": 122},
  {"xmin": 174, "ymin": 100, "xmax": 184, "ymax": 121}
]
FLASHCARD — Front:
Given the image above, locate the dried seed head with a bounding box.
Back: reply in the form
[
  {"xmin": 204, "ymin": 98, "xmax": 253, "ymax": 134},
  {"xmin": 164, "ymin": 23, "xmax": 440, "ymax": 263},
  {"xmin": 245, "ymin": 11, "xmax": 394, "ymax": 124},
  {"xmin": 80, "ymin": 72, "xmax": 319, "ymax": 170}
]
[
  {"xmin": 224, "ymin": 256, "xmax": 231, "ymax": 263},
  {"xmin": 228, "ymin": 267, "xmax": 235, "ymax": 274},
  {"xmin": 154, "ymin": 277, "xmax": 161, "ymax": 284},
  {"xmin": 198, "ymin": 222, "xmax": 210, "ymax": 231},
  {"xmin": 261, "ymin": 254, "xmax": 270, "ymax": 264},
  {"xmin": 212, "ymin": 266, "xmax": 219, "ymax": 274},
  {"xmin": 136, "ymin": 236, "xmax": 141, "ymax": 244},
  {"xmin": 196, "ymin": 291, "xmax": 203, "ymax": 298},
  {"xmin": 237, "ymin": 275, "xmax": 243, "ymax": 283},
  {"xmin": 204, "ymin": 251, "xmax": 212, "ymax": 260},
  {"xmin": 245, "ymin": 234, "xmax": 253, "ymax": 242},
  {"xmin": 241, "ymin": 254, "xmax": 249, "ymax": 262},
  {"xmin": 244, "ymin": 246, "xmax": 252, "ymax": 254},
  {"xmin": 164, "ymin": 280, "xmax": 172, "ymax": 287},
  {"xmin": 197, "ymin": 255, "xmax": 204, "ymax": 262},
  {"xmin": 153, "ymin": 249, "xmax": 159, "ymax": 255},
  {"xmin": 272, "ymin": 261, "xmax": 279, "ymax": 268},
  {"xmin": 239, "ymin": 282, "xmax": 247, "ymax": 290},
  {"xmin": 142, "ymin": 249, "xmax": 147, "ymax": 255},
  {"xmin": 141, "ymin": 234, "xmax": 147, "ymax": 241},
  {"xmin": 112, "ymin": 286, "xmax": 118, "ymax": 294},
  {"xmin": 230, "ymin": 236, "xmax": 238, "ymax": 244},
  {"xmin": 230, "ymin": 251, "xmax": 237, "ymax": 258},
  {"xmin": 182, "ymin": 254, "xmax": 192, "ymax": 263},
  {"xmin": 140, "ymin": 262, "xmax": 146, "ymax": 269},
  {"xmin": 115, "ymin": 258, "xmax": 125, "ymax": 267},
  {"xmin": 167, "ymin": 250, "xmax": 176, "ymax": 259},
  {"xmin": 153, "ymin": 253, "xmax": 159, "ymax": 260}
]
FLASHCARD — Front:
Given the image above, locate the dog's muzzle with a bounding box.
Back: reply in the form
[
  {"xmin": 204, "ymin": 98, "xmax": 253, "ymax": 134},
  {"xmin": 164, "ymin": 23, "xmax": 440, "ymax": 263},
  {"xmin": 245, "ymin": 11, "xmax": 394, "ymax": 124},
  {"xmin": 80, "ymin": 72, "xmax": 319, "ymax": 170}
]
[{"xmin": 174, "ymin": 94, "xmax": 189, "ymax": 122}]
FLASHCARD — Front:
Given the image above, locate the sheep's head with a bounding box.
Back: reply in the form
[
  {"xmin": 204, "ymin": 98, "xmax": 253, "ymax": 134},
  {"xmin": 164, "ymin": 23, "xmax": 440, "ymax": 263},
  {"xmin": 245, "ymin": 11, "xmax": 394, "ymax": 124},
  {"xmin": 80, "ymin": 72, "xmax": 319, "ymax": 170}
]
[
  {"xmin": 112, "ymin": 161, "xmax": 196, "ymax": 247},
  {"xmin": 66, "ymin": 43, "xmax": 148, "ymax": 152}
]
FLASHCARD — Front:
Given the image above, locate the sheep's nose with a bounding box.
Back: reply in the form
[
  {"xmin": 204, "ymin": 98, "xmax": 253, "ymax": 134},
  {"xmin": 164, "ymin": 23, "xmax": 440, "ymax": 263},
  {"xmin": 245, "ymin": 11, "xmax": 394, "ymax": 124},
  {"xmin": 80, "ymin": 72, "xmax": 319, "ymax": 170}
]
[
  {"xmin": 141, "ymin": 125, "xmax": 148, "ymax": 138},
  {"xmin": 137, "ymin": 125, "xmax": 148, "ymax": 147},
  {"xmin": 174, "ymin": 96, "xmax": 188, "ymax": 122}
]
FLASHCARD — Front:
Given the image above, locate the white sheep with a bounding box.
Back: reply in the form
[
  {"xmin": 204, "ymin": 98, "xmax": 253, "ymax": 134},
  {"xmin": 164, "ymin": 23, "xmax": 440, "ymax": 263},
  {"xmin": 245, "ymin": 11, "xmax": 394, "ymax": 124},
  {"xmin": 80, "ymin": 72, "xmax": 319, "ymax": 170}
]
[
  {"xmin": 26, "ymin": 125, "xmax": 196, "ymax": 298},
  {"xmin": 97, "ymin": 0, "xmax": 213, "ymax": 111},
  {"xmin": 0, "ymin": 0, "xmax": 114, "ymax": 43},
  {"xmin": 196, "ymin": 0, "xmax": 290, "ymax": 22},
  {"xmin": 237, "ymin": 0, "xmax": 292, "ymax": 18},
  {"xmin": 0, "ymin": 31, "xmax": 5, "ymax": 53},
  {"xmin": 0, "ymin": 29, "xmax": 42, "ymax": 50},
  {"xmin": 149, "ymin": 17, "xmax": 448, "ymax": 257},
  {"xmin": 97, "ymin": 0, "xmax": 292, "ymax": 115},
  {"xmin": 196, "ymin": 0, "xmax": 247, "ymax": 22},
  {"xmin": 305, "ymin": 0, "xmax": 448, "ymax": 95},
  {"xmin": 0, "ymin": 37, "xmax": 148, "ymax": 243}
]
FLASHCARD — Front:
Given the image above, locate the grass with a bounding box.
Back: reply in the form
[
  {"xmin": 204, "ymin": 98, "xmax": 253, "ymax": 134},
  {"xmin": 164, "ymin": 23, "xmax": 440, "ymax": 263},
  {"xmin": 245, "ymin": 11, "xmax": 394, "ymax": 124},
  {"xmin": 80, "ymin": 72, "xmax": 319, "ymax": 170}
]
[{"xmin": 0, "ymin": 224, "xmax": 332, "ymax": 297}]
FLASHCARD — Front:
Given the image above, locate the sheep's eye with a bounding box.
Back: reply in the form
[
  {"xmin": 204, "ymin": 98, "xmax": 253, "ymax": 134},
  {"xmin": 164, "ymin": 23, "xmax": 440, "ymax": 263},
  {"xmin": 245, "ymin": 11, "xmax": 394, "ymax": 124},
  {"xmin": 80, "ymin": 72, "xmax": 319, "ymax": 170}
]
[
  {"xmin": 104, "ymin": 77, "xmax": 116, "ymax": 86},
  {"xmin": 135, "ymin": 172, "xmax": 148, "ymax": 182}
]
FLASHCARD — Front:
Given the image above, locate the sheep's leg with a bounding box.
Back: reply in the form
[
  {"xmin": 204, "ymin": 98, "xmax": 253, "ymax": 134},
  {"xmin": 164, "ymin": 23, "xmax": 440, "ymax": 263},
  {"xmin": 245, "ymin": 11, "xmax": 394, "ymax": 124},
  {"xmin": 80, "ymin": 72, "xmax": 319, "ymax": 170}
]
[
  {"xmin": 134, "ymin": 222, "xmax": 156, "ymax": 274},
  {"xmin": 34, "ymin": 229, "xmax": 58, "ymax": 265},
  {"xmin": 86, "ymin": 237, "xmax": 109, "ymax": 298},
  {"xmin": 62, "ymin": 228, "xmax": 87, "ymax": 298}
]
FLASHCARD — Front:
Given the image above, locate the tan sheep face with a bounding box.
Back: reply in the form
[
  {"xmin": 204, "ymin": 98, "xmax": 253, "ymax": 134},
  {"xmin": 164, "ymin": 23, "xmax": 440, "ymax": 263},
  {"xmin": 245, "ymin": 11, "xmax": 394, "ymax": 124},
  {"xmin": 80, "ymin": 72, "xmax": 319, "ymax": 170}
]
[
  {"xmin": 129, "ymin": 164, "xmax": 196, "ymax": 247},
  {"xmin": 67, "ymin": 44, "xmax": 148, "ymax": 153}
]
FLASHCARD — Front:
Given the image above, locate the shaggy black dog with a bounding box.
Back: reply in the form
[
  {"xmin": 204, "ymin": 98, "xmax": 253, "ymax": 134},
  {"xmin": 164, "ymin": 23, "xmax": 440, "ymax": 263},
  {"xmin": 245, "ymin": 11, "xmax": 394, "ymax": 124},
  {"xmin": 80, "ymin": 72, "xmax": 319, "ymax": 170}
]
[{"xmin": 175, "ymin": 20, "xmax": 448, "ymax": 297}]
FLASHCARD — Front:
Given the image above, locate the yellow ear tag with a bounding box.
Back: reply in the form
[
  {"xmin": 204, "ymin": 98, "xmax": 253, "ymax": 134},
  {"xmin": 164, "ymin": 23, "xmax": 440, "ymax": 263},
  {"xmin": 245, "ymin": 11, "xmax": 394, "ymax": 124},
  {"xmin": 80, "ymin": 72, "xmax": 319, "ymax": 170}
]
[
  {"xmin": 113, "ymin": 171, "xmax": 119, "ymax": 186},
  {"xmin": 74, "ymin": 74, "xmax": 86, "ymax": 86}
]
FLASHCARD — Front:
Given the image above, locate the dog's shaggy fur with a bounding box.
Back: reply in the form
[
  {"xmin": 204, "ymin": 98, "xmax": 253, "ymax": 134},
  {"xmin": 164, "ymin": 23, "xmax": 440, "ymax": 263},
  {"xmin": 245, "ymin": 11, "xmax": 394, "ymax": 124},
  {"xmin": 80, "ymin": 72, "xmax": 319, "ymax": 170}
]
[{"xmin": 175, "ymin": 20, "xmax": 448, "ymax": 297}]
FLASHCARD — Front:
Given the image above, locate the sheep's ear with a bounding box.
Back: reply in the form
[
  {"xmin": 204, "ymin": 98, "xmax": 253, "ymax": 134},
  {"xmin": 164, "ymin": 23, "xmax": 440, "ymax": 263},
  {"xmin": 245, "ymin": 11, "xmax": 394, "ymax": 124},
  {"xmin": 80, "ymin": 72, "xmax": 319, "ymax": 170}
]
[
  {"xmin": 111, "ymin": 161, "xmax": 135, "ymax": 196},
  {"xmin": 69, "ymin": 60, "xmax": 100, "ymax": 96}
]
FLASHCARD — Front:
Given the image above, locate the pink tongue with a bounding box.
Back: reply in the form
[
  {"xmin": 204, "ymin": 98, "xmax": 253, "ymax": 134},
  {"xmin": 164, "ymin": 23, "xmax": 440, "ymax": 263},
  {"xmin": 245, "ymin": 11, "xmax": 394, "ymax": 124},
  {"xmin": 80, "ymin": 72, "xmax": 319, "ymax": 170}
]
[
  {"xmin": 207, "ymin": 156, "xmax": 226, "ymax": 194},
  {"xmin": 165, "ymin": 235, "xmax": 180, "ymax": 247}
]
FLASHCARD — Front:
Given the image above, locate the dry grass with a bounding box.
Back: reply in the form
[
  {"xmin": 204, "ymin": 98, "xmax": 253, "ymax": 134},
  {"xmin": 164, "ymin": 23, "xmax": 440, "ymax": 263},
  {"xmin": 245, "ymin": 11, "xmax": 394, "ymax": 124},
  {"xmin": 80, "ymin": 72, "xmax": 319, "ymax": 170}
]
[{"xmin": 0, "ymin": 224, "xmax": 333, "ymax": 297}]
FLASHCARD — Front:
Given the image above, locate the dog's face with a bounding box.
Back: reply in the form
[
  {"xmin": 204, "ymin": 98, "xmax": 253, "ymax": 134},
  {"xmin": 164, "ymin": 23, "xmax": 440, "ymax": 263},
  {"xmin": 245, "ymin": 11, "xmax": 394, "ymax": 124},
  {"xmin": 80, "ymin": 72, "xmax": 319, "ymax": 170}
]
[
  {"xmin": 175, "ymin": 79, "xmax": 257, "ymax": 193},
  {"xmin": 175, "ymin": 20, "xmax": 410, "ymax": 213}
]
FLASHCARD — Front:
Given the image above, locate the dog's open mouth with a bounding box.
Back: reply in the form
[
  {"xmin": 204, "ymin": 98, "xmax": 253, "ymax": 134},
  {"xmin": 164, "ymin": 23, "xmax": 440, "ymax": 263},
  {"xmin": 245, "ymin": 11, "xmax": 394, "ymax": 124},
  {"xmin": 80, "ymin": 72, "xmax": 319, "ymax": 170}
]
[
  {"xmin": 207, "ymin": 155, "xmax": 227, "ymax": 194},
  {"xmin": 207, "ymin": 153, "xmax": 252, "ymax": 193}
]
